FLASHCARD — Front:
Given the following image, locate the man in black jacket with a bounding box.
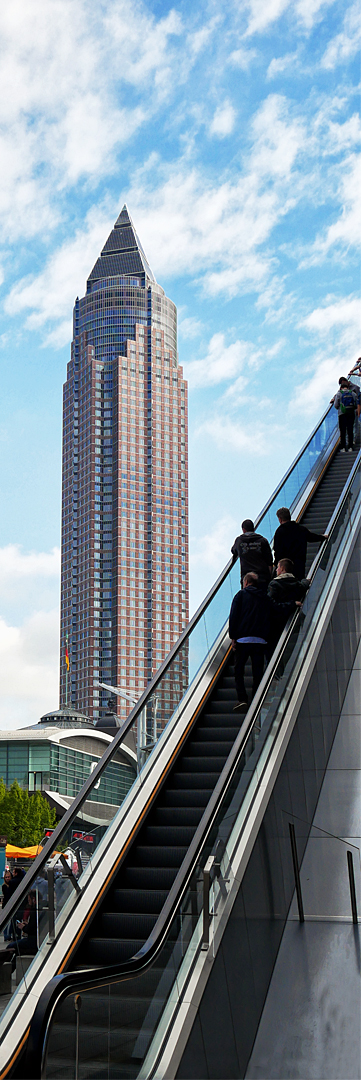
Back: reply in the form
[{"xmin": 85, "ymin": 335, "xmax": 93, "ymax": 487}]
[
  {"xmin": 267, "ymin": 558, "xmax": 310, "ymax": 655},
  {"xmin": 229, "ymin": 572, "xmax": 297, "ymax": 712},
  {"xmin": 231, "ymin": 519, "xmax": 273, "ymax": 587},
  {"xmin": 273, "ymin": 508, "xmax": 327, "ymax": 580},
  {"xmin": 268, "ymin": 558, "xmax": 309, "ymax": 604}
]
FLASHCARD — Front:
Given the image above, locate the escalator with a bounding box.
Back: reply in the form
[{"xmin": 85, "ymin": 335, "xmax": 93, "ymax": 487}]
[{"xmin": 0, "ymin": 404, "xmax": 360, "ymax": 1079}]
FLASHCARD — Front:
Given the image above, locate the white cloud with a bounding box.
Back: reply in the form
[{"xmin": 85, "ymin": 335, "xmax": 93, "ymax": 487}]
[
  {"xmin": 0, "ymin": 610, "xmax": 59, "ymax": 731},
  {"xmin": 321, "ymin": 2, "xmax": 361, "ymax": 68},
  {"xmin": 299, "ymin": 155, "xmax": 361, "ymax": 266},
  {"xmin": 294, "ymin": 0, "xmax": 336, "ymax": 31},
  {"xmin": 292, "ymin": 295, "xmax": 360, "ymax": 414},
  {"xmin": 198, "ymin": 415, "xmax": 268, "ymax": 455},
  {"xmin": 242, "ymin": 0, "xmax": 337, "ymax": 35},
  {"xmin": 4, "ymin": 93, "xmax": 311, "ymax": 335},
  {"xmin": 0, "ymin": 543, "xmax": 60, "ymax": 727},
  {"xmin": 229, "ymin": 46, "xmax": 257, "ymax": 70},
  {"xmin": 0, "ymin": 544, "xmax": 60, "ymax": 582},
  {"xmin": 210, "ymin": 101, "xmax": 237, "ymax": 137},
  {"xmin": 178, "ymin": 316, "xmax": 204, "ymax": 340},
  {"xmin": 243, "ymin": 0, "xmax": 290, "ymax": 37},
  {"xmin": 185, "ymin": 334, "xmax": 249, "ymax": 387},
  {"xmin": 0, "ymin": 543, "xmax": 60, "ymax": 622},
  {"xmin": 302, "ymin": 295, "xmax": 360, "ymax": 338},
  {"xmin": 190, "ymin": 515, "xmax": 238, "ymax": 571},
  {"xmin": 0, "ymin": 0, "xmax": 187, "ymax": 242},
  {"xmin": 5, "ymin": 204, "xmax": 115, "ymax": 346},
  {"xmin": 188, "ymin": 15, "xmax": 221, "ymax": 57},
  {"xmin": 266, "ymin": 53, "xmax": 298, "ymax": 79}
]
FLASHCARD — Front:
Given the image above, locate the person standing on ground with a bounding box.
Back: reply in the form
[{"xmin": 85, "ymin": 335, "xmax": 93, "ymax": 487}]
[
  {"xmin": 231, "ymin": 519, "xmax": 273, "ymax": 588},
  {"xmin": 6, "ymin": 890, "xmax": 38, "ymax": 958},
  {"xmin": 2, "ymin": 868, "xmax": 13, "ymax": 941},
  {"xmin": 273, "ymin": 508, "xmax": 327, "ymax": 581},
  {"xmin": 332, "ymin": 378, "xmax": 360, "ymax": 453},
  {"xmin": 229, "ymin": 572, "xmax": 297, "ymax": 712}
]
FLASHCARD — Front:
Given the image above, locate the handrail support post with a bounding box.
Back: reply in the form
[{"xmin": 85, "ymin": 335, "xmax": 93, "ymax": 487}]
[{"xmin": 202, "ymin": 857, "xmax": 213, "ymax": 949}]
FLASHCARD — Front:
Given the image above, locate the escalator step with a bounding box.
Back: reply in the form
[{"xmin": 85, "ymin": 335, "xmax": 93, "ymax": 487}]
[
  {"xmin": 121, "ymin": 867, "xmax": 178, "ymax": 889},
  {"xmin": 96, "ymin": 912, "xmax": 158, "ymax": 938},
  {"xmin": 130, "ymin": 845, "xmax": 188, "ymax": 867},
  {"xmin": 108, "ymin": 889, "xmax": 169, "ymax": 914},
  {"xmin": 170, "ymin": 771, "xmax": 221, "ymax": 789},
  {"xmin": 77, "ymin": 937, "xmax": 145, "ymax": 966},
  {"xmin": 195, "ymin": 727, "xmax": 240, "ymax": 741},
  {"xmin": 212, "ymin": 687, "xmax": 238, "ymax": 700},
  {"xmin": 185, "ymin": 740, "xmax": 234, "ymax": 757},
  {"xmin": 177, "ymin": 756, "xmax": 228, "ymax": 772},
  {"xmin": 206, "ymin": 700, "xmax": 242, "ymax": 714},
  {"xmin": 152, "ymin": 807, "xmax": 204, "ymax": 826},
  {"xmin": 160, "ymin": 789, "xmax": 213, "ymax": 807},
  {"xmin": 198, "ymin": 714, "xmax": 240, "ymax": 729},
  {"xmin": 141, "ymin": 824, "xmax": 196, "ymax": 846}
]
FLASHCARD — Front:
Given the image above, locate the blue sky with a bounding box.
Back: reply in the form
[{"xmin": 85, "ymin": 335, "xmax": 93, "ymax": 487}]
[{"xmin": 0, "ymin": 0, "xmax": 359, "ymax": 728}]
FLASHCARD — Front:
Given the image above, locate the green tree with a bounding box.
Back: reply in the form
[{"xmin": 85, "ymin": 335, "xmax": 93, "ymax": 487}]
[{"xmin": 0, "ymin": 779, "xmax": 56, "ymax": 847}]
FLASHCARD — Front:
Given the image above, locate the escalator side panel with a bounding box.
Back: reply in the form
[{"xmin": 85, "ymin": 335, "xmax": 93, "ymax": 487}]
[{"xmin": 176, "ymin": 530, "xmax": 360, "ymax": 1080}]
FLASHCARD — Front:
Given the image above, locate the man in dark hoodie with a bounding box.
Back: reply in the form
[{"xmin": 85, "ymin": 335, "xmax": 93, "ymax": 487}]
[
  {"xmin": 231, "ymin": 519, "xmax": 273, "ymax": 588},
  {"xmin": 229, "ymin": 572, "xmax": 297, "ymax": 712}
]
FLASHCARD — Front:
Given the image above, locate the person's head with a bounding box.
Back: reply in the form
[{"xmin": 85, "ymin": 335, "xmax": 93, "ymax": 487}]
[
  {"xmin": 4, "ymin": 869, "xmax": 11, "ymax": 885},
  {"xmin": 243, "ymin": 572, "xmax": 258, "ymax": 588},
  {"xmin": 276, "ymin": 507, "xmax": 291, "ymax": 524},
  {"xmin": 27, "ymin": 890, "xmax": 36, "ymax": 907},
  {"xmin": 339, "ymin": 377, "xmax": 350, "ymax": 388},
  {"xmin": 242, "ymin": 519, "xmax": 254, "ymax": 533},
  {"xmin": 12, "ymin": 867, "xmax": 23, "ymax": 878},
  {"xmin": 277, "ymin": 558, "xmax": 294, "ymax": 576}
]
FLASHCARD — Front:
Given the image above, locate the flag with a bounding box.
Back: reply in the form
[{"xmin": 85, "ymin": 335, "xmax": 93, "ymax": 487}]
[{"xmin": 65, "ymin": 643, "xmax": 70, "ymax": 672}]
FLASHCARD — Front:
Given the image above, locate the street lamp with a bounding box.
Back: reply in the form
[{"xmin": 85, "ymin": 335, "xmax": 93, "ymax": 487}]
[{"xmin": 98, "ymin": 682, "xmax": 156, "ymax": 768}]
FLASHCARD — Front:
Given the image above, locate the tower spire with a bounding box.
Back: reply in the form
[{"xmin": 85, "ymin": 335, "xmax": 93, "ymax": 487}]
[{"xmin": 88, "ymin": 205, "xmax": 156, "ymax": 284}]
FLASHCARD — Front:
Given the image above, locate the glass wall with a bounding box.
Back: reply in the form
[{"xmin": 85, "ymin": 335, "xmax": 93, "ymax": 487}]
[{"xmin": 0, "ymin": 740, "xmax": 136, "ymax": 807}]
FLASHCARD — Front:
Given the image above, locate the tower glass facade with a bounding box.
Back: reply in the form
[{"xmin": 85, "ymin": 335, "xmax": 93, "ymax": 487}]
[{"xmin": 60, "ymin": 207, "xmax": 189, "ymax": 726}]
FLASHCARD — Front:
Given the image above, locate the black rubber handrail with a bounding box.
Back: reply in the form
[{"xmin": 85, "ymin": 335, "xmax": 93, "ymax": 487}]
[
  {"xmin": 25, "ymin": 450, "xmax": 361, "ymax": 1080},
  {"xmin": 0, "ymin": 404, "xmax": 338, "ymax": 939}
]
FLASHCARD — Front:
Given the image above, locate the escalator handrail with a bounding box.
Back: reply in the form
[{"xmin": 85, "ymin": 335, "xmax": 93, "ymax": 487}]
[
  {"xmin": 26, "ymin": 452, "xmax": 361, "ymax": 1079},
  {"xmin": 0, "ymin": 404, "xmax": 338, "ymax": 937}
]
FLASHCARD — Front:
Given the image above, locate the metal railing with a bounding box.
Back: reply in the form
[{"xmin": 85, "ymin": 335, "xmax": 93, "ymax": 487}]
[{"xmin": 0, "ymin": 402, "xmax": 339, "ymax": 945}]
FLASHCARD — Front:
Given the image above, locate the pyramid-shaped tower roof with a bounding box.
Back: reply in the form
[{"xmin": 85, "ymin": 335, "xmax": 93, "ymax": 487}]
[{"xmin": 88, "ymin": 205, "xmax": 156, "ymax": 284}]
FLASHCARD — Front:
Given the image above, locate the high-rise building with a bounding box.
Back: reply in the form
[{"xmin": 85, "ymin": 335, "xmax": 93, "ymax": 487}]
[{"xmin": 60, "ymin": 206, "xmax": 188, "ymax": 726}]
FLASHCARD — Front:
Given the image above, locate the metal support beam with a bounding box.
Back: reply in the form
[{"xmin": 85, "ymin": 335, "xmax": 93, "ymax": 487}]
[
  {"xmin": 347, "ymin": 850, "xmax": 358, "ymax": 925},
  {"xmin": 289, "ymin": 822, "xmax": 304, "ymax": 923}
]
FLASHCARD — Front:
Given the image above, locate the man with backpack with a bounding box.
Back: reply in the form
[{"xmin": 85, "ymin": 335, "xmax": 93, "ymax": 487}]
[{"xmin": 332, "ymin": 378, "xmax": 360, "ymax": 452}]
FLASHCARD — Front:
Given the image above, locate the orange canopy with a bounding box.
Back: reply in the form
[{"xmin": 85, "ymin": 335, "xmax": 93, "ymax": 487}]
[
  {"xmin": 5, "ymin": 843, "xmax": 60, "ymax": 860},
  {"xmin": 5, "ymin": 843, "xmax": 44, "ymax": 859}
]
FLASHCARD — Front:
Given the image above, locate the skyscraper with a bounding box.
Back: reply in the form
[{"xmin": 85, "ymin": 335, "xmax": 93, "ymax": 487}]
[{"xmin": 60, "ymin": 206, "xmax": 188, "ymax": 726}]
